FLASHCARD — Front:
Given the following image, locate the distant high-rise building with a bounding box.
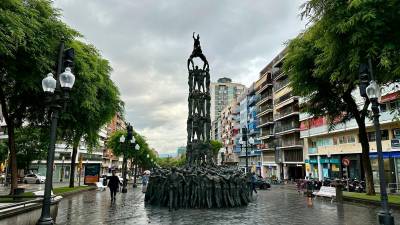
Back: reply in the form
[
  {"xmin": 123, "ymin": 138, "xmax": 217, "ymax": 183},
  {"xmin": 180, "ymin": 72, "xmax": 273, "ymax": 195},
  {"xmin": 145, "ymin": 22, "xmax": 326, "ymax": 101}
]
[
  {"xmin": 176, "ymin": 146, "xmax": 186, "ymax": 157},
  {"xmin": 210, "ymin": 77, "xmax": 246, "ymax": 122}
]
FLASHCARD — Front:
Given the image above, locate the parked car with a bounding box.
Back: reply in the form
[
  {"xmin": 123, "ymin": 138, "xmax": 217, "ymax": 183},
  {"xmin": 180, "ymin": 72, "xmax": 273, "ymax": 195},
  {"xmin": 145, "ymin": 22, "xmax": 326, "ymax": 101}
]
[
  {"xmin": 255, "ymin": 177, "xmax": 271, "ymax": 189},
  {"xmin": 23, "ymin": 174, "xmax": 45, "ymax": 184}
]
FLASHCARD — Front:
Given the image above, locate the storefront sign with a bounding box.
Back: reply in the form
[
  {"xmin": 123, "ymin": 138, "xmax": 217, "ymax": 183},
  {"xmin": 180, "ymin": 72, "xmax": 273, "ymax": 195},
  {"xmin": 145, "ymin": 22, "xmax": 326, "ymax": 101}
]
[
  {"xmin": 391, "ymin": 139, "xmax": 400, "ymax": 149},
  {"xmin": 342, "ymin": 158, "xmax": 350, "ymax": 166},
  {"xmin": 309, "ymin": 159, "xmax": 317, "ymax": 164},
  {"xmin": 84, "ymin": 164, "xmax": 100, "ymax": 185},
  {"xmin": 329, "ymin": 159, "xmax": 340, "ymax": 164}
]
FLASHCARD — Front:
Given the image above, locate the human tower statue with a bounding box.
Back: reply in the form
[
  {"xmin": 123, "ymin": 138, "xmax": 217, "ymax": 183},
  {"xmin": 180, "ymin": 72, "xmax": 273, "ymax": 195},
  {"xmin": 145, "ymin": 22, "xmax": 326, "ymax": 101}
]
[{"xmin": 145, "ymin": 33, "xmax": 252, "ymax": 210}]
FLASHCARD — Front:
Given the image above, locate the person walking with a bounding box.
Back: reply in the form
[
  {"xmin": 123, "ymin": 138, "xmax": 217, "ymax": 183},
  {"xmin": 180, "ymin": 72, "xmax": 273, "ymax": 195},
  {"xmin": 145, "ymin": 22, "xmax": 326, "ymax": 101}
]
[
  {"xmin": 142, "ymin": 172, "xmax": 149, "ymax": 193},
  {"xmin": 251, "ymin": 172, "xmax": 258, "ymax": 194},
  {"xmin": 108, "ymin": 170, "xmax": 121, "ymax": 201}
]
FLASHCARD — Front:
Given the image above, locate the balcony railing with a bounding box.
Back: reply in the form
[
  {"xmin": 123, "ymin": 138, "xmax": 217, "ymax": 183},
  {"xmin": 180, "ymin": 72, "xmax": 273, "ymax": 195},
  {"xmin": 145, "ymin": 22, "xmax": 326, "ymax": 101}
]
[
  {"xmin": 259, "ymin": 104, "xmax": 273, "ymax": 113},
  {"xmin": 260, "ymin": 92, "xmax": 273, "ymax": 100},
  {"xmin": 275, "ymin": 106, "xmax": 299, "ymax": 120},
  {"xmin": 274, "ymin": 78, "xmax": 290, "ymax": 91},
  {"xmin": 279, "ymin": 139, "xmax": 303, "ymax": 147},
  {"xmin": 275, "ymin": 93, "xmax": 293, "ymax": 105},
  {"xmin": 275, "ymin": 123, "xmax": 300, "ymax": 133}
]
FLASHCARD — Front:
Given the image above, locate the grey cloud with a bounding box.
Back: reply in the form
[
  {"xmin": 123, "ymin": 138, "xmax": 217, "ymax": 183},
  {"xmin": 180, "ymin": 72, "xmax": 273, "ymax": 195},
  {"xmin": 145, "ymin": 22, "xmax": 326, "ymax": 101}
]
[{"xmin": 54, "ymin": 0, "xmax": 306, "ymax": 153}]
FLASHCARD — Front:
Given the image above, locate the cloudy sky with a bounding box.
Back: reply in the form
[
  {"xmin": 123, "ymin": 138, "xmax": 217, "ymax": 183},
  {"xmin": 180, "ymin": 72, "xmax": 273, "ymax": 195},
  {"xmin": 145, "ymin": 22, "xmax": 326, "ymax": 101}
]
[{"xmin": 54, "ymin": 0, "xmax": 307, "ymax": 154}]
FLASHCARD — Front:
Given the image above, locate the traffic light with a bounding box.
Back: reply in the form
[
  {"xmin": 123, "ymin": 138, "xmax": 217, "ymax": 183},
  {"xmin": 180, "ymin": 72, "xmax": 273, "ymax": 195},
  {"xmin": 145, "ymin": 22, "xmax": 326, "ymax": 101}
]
[
  {"xmin": 127, "ymin": 123, "xmax": 133, "ymax": 140},
  {"xmin": 242, "ymin": 128, "xmax": 248, "ymax": 141},
  {"xmin": 63, "ymin": 48, "xmax": 75, "ymax": 68},
  {"xmin": 359, "ymin": 63, "xmax": 370, "ymax": 98}
]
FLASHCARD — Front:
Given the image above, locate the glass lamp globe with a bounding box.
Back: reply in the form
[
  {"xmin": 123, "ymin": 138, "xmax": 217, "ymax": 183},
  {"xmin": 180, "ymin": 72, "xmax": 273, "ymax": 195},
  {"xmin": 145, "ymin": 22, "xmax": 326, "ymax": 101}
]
[
  {"xmin": 59, "ymin": 67, "xmax": 75, "ymax": 89},
  {"xmin": 135, "ymin": 144, "xmax": 140, "ymax": 150},
  {"xmin": 119, "ymin": 135, "xmax": 125, "ymax": 143},
  {"xmin": 147, "ymin": 154, "xmax": 150, "ymax": 158},
  {"xmin": 249, "ymin": 137, "xmax": 255, "ymax": 145},
  {"xmin": 42, "ymin": 73, "xmax": 56, "ymax": 93},
  {"xmin": 131, "ymin": 136, "xmax": 136, "ymax": 143},
  {"xmin": 366, "ymin": 80, "xmax": 381, "ymax": 102}
]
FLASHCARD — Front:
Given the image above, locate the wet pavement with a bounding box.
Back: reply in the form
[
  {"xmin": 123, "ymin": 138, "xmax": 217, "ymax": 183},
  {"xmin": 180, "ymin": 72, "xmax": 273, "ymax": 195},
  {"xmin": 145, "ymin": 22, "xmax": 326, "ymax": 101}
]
[{"xmin": 56, "ymin": 185, "xmax": 400, "ymax": 225}]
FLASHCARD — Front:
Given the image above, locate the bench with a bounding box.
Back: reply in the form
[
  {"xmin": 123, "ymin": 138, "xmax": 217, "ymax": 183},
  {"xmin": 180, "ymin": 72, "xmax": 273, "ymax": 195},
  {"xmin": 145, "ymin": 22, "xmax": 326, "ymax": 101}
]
[
  {"xmin": 313, "ymin": 186, "xmax": 336, "ymax": 203},
  {"xmin": 96, "ymin": 182, "xmax": 106, "ymax": 191}
]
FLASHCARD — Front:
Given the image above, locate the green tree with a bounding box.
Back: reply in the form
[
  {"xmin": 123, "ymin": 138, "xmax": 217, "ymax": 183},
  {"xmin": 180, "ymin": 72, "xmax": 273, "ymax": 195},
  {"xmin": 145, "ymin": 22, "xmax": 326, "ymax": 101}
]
[
  {"xmin": 59, "ymin": 40, "xmax": 122, "ymax": 188},
  {"xmin": 14, "ymin": 126, "xmax": 48, "ymax": 171},
  {"xmin": 210, "ymin": 140, "xmax": 223, "ymax": 162},
  {"xmin": 107, "ymin": 130, "xmax": 155, "ymax": 179},
  {"xmin": 0, "ymin": 0, "xmax": 78, "ymax": 193},
  {"xmin": 284, "ymin": 0, "xmax": 400, "ymax": 195}
]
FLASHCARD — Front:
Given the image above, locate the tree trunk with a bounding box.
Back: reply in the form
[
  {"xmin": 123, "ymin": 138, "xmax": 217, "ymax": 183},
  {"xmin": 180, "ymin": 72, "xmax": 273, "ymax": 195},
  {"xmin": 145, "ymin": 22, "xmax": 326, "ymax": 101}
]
[
  {"xmin": 133, "ymin": 163, "xmax": 138, "ymax": 186},
  {"xmin": 343, "ymin": 92, "xmax": 375, "ymax": 195},
  {"xmin": 7, "ymin": 123, "xmax": 18, "ymax": 195},
  {"xmin": 69, "ymin": 136, "xmax": 80, "ymax": 188},
  {"xmin": 359, "ymin": 123, "xmax": 375, "ymax": 195},
  {"xmin": 0, "ymin": 87, "xmax": 18, "ymax": 195}
]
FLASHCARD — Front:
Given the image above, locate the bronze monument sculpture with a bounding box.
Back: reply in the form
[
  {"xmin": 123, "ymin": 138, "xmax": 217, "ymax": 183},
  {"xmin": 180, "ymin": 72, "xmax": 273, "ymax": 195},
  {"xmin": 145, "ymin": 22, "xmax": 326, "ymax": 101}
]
[{"xmin": 145, "ymin": 33, "xmax": 251, "ymax": 210}]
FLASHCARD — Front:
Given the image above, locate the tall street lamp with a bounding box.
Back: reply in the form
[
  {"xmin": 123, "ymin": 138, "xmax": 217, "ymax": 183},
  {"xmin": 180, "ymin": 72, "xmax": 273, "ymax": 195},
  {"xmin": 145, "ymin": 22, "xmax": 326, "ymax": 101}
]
[
  {"xmin": 248, "ymin": 137, "xmax": 255, "ymax": 174},
  {"xmin": 366, "ymin": 80, "xmax": 394, "ymax": 225},
  {"xmin": 119, "ymin": 124, "xmax": 141, "ymax": 192},
  {"xmin": 242, "ymin": 127, "xmax": 249, "ymax": 173},
  {"xmin": 38, "ymin": 41, "xmax": 75, "ymax": 225}
]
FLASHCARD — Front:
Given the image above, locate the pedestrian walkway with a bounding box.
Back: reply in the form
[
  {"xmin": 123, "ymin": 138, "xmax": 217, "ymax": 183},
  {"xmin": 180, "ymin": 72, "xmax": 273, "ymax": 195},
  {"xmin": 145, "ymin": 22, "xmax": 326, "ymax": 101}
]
[{"xmin": 56, "ymin": 185, "xmax": 400, "ymax": 225}]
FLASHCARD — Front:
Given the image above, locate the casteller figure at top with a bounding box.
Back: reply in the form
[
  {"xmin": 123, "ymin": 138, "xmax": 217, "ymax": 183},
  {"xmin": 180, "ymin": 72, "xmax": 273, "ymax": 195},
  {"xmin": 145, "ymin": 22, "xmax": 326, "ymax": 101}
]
[{"xmin": 188, "ymin": 32, "xmax": 209, "ymax": 71}]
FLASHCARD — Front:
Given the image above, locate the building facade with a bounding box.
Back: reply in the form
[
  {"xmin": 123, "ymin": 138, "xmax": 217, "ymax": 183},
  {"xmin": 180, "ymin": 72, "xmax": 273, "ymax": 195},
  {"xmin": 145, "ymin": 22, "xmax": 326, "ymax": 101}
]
[
  {"xmin": 220, "ymin": 99, "xmax": 240, "ymax": 165},
  {"xmin": 256, "ymin": 49, "xmax": 304, "ymax": 180},
  {"xmin": 301, "ymin": 84, "xmax": 400, "ymax": 185},
  {"xmin": 237, "ymin": 84, "xmax": 262, "ymax": 174},
  {"xmin": 210, "ymin": 77, "xmax": 246, "ymax": 123}
]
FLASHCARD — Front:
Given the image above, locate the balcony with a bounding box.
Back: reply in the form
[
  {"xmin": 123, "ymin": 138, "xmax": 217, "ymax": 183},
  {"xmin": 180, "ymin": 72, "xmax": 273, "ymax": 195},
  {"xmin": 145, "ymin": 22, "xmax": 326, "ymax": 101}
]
[
  {"xmin": 273, "ymin": 78, "xmax": 290, "ymax": 92},
  {"xmin": 256, "ymin": 92, "xmax": 273, "ymax": 106},
  {"xmin": 278, "ymin": 139, "xmax": 303, "ymax": 149},
  {"xmin": 274, "ymin": 106, "xmax": 300, "ymax": 121},
  {"xmin": 275, "ymin": 94, "xmax": 298, "ymax": 110},
  {"xmin": 275, "ymin": 123, "xmax": 300, "ymax": 135},
  {"xmin": 257, "ymin": 117, "xmax": 274, "ymax": 128},
  {"xmin": 257, "ymin": 104, "xmax": 273, "ymax": 117},
  {"xmin": 256, "ymin": 79, "xmax": 273, "ymax": 95},
  {"xmin": 273, "ymin": 68, "xmax": 285, "ymax": 81}
]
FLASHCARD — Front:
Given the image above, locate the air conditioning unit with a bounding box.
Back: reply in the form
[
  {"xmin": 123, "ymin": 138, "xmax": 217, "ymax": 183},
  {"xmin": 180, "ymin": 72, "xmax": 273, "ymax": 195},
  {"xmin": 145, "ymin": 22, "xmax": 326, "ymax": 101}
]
[{"xmin": 394, "ymin": 129, "xmax": 400, "ymax": 139}]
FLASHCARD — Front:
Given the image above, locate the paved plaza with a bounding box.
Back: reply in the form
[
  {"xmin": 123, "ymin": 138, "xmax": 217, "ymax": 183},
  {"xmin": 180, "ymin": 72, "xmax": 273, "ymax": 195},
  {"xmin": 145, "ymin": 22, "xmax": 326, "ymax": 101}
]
[{"xmin": 56, "ymin": 185, "xmax": 400, "ymax": 225}]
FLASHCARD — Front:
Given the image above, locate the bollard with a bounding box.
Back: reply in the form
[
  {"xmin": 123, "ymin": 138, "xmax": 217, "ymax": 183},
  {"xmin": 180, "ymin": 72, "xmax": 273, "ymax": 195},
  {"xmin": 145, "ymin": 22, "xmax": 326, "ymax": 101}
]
[{"xmin": 335, "ymin": 183, "xmax": 343, "ymax": 203}]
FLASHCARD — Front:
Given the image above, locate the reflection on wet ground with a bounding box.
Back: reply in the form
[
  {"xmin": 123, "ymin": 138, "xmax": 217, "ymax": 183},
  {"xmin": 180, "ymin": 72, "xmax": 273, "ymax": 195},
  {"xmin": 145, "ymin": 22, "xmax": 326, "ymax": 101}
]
[{"xmin": 56, "ymin": 185, "xmax": 400, "ymax": 225}]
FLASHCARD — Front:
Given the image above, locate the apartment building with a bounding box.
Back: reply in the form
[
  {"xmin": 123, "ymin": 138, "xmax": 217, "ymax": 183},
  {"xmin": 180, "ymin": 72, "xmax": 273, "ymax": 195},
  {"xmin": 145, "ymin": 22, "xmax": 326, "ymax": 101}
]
[
  {"xmin": 301, "ymin": 84, "xmax": 400, "ymax": 184},
  {"xmin": 256, "ymin": 48, "xmax": 304, "ymax": 180},
  {"xmin": 102, "ymin": 113, "xmax": 126, "ymax": 173},
  {"xmin": 237, "ymin": 84, "xmax": 262, "ymax": 174},
  {"xmin": 210, "ymin": 77, "xmax": 246, "ymax": 122},
  {"xmin": 220, "ymin": 99, "xmax": 240, "ymax": 165}
]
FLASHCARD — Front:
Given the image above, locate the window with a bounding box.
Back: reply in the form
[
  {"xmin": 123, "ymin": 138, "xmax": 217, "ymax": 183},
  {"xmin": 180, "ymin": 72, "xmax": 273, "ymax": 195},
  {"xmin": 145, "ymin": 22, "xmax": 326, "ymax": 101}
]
[
  {"xmin": 334, "ymin": 135, "xmax": 356, "ymax": 145},
  {"xmin": 380, "ymin": 103, "xmax": 387, "ymax": 112},
  {"xmin": 367, "ymin": 130, "xmax": 389, "ymax": 142}
]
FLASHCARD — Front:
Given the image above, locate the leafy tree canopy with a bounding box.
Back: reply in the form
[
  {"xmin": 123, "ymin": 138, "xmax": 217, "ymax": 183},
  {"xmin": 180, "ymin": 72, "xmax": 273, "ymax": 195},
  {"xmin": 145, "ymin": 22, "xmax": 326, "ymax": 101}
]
[{"xmin": 107, "ymin": 129, "xmax": 156, "ymax": 169}]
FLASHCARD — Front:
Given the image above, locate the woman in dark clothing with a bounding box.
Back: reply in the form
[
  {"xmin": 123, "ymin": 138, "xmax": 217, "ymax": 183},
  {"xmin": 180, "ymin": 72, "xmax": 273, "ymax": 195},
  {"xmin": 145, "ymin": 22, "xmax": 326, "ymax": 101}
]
[{"xmin": 108, "ymin": 170, "xmax": 122, "ymax": 201}]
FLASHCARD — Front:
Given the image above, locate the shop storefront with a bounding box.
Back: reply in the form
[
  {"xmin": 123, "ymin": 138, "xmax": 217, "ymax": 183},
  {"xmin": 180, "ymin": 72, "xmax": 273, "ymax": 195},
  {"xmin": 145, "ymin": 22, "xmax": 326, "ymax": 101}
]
[
  {"xmin": 306, "ymin": 154, "xmax": 362, "ymax": 180},
  {"xmin": 369, "ymin": 151, "xmax": 400, "ymax": 185}
]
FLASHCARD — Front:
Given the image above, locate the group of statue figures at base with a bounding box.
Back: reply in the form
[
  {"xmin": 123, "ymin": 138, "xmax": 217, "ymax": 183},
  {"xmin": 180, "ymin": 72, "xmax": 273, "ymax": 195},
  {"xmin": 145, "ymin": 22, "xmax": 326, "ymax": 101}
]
[{"xmin": 144, "ymin": 165, "xmax": 254, "ymax": 210}]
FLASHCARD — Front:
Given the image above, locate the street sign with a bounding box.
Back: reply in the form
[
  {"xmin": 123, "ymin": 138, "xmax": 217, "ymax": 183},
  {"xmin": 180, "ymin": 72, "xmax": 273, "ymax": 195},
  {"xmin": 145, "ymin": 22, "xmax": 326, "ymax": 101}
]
[{"xmin": 342, "ymin": 158, "xmax": 350, "ymax": 166}]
